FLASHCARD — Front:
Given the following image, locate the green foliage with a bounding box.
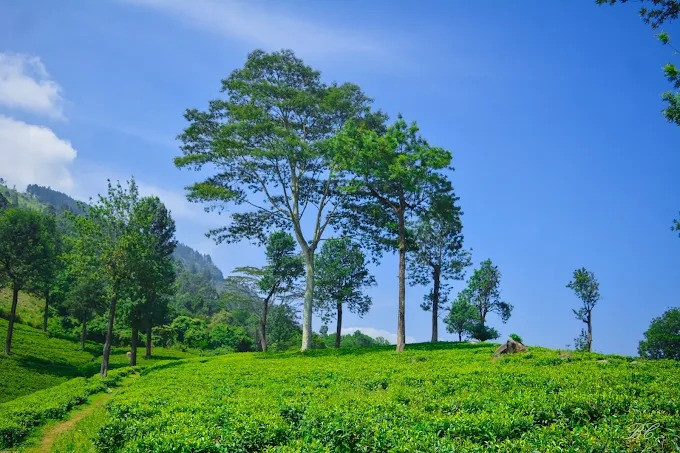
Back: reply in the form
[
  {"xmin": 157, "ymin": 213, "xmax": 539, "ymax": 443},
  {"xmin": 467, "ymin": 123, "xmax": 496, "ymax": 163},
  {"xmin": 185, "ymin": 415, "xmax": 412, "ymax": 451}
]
[
  {"xmin": 509, "ymin": 333, "xmax": 524, "ymax": 344},
  {"xmin": 94, "ymin": 344, "xmax": 680, "ymax": 451},
  {"xmin": 464, "ymin": 259, "xmax": 512, "ymax": 329},
  {"xmin": 598, "ymin": 0, "xmax": 680, "ymax": 124},
  {"xmin": 567, "ymin": 267, "xmax": 600, "ymax": 351},
  {"xmin": 322, "ymin": 330, "xmax": 390, "ymax": 348},
  {"xmin": 638, "ymin": 307, "xmax": 680, "ymax": 359},
  {"xmin": 597, "ymin": 0, "xmax": 680, "ymax": 29},
  {"xmin": 468, "ymin": 323, "xmax": 500, "ymax": 342},
  {"xmin": 444, "ymin": 292, "xmax": 478, "ymax": 341},
  {"xmin": 209, "ymin": 324, "xmax": 254, "ymax": 351},
  {"xmin": 0, "ymin": 367, "xmax": 135, "ymax": 449},
  {"xmin": 175, "ymin": 48, "xmax": 376, "ymax": 350},
  {"xmin": 314, "ymin": 237, "xmax": 374, "ymax": 346}
]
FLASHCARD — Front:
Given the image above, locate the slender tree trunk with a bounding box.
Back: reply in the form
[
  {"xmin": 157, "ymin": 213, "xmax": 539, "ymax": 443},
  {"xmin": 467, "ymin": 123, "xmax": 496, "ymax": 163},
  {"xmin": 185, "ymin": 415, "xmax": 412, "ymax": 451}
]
[
  {"xmin": 301, "ymin": 248, "xmax": 314, "ymax": 352},
  {"xmin": 458, "ymin": 331, "xmax": 462, "ymax": 342},
  {"xmin": 335, "ymin": 302, "xmax": 342, "ymax": 349},
  {"xmin": 100, "ymin": 296, "xmax": 117, "ymax": 378},
  {"xmin": 431, "ymin": 267, "xmax": 440, "ymax": 343},
  {"xmin": 81, "ymin": 319, "xmax": 87, "ymax": 350},
  {"xmin": 260, "ymin": 298, "xmax": 269, "ymax": 352},
  {"xmin": 42, "ymin": 291, "xmax": 49, "ymax": 332},
  {"xmin": 587, "ymin": 312, "xmax": 592, "ymax": 352},
  {"xmin": 4, "ymin": 281, "xmax": 19, "ymax": 355},
  {"xmin": 396, "ymin": 209, "xmax": 406, "ymax": 353},
  {"xmin": 145, "ymin": 323, "xmax": 152, "ymax": 359},
  {"xmin": 130, "ymin": 326, "xmax": 138, "ymax": 366}
]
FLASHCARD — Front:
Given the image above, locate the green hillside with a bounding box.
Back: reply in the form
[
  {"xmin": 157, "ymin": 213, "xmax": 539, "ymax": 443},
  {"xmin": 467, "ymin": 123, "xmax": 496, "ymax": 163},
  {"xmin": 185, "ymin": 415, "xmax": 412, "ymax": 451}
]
[
  {"xmin": 0, "ymin": 288, "xmax": 44, "ymax": 329},
  {"xmin": 0, "ymin": 319, "xmax": 194, "ymax": 403},
  {"xmin": 88, "ymin": 344, "xmax": 680, "ymax": 452}
]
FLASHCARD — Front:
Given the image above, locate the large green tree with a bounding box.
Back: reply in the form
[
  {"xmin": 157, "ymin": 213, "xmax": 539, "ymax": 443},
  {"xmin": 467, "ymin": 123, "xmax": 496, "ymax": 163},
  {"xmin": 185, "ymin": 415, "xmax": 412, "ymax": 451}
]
[
  {"xmin": 409, "ymin": 192, "xmax": 470, "ymax": 342},
  {"xmin": 175, "ymin": 49, "xmax": 374, "ymax": 351},
  {"xmin": 76, "ymin": 179, "xmax": 145, "ymax": 377},
  {"xmin": 638, "ymin": 307, "xmax": 680, "ymax": 359},
  {"xmin": 0, "ymin": 208, "xmax": 55, "ymax": 354},
  {"xmin": 566, "ymin": 267, "xmax": 600, "ymax": 352},
  {"xmin": 314, "ymin": 237, "xmax": 374, "ymax": 348},
  {"xmin": 232, "ymin": 231, "xmax": 303, "ymax": 351},
  {"xmin": 459, "ymin": 259, "xmax": 511, "ymax": 342},
  {"xmin": 333, "ymin": 116, "xmax": 452, "ymax": 351}
]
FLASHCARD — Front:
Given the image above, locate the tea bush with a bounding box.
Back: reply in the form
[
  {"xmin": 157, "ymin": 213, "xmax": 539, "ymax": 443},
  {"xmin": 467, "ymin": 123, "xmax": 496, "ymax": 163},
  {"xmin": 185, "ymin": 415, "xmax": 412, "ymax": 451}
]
[
  {"xmin": 0, "ymin": 367, "xmax": 135, "ymax": 449},
  {"xmin": 95, "ymin": 343, "xmax": 680, "ymax": 451}
]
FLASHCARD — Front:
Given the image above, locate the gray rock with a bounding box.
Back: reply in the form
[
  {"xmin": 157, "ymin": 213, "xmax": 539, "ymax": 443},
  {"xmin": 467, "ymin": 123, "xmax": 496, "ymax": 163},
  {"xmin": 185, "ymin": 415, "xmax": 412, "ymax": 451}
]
[{"xmin": 495, "ymin": 338, "xmax": 528, "ymax": 355}]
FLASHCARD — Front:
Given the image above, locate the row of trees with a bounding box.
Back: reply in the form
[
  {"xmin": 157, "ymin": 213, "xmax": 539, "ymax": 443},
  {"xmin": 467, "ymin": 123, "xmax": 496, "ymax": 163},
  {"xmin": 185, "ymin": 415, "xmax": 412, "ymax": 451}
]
[
  {"xmin": 0, "ymin": 180, "xmax": 177, "ymax": 377},
  {"xmin": 175, "ymin": 49, "xmax": 472, "ymax": 352}
]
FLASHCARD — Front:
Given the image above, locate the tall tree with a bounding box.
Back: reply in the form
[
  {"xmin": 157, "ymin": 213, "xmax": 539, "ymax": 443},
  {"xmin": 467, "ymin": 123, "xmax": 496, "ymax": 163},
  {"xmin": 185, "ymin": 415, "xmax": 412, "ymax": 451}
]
[
  {"xmin": 29, "ymin": 212, "xmax": 60, "ymax": 332},
  {"xmin": 465, "ymin": 259, "xmax": 512, "ymax": 329},
  {"xmin": 333, "ymin": 116, "xmax": 453, "ymax": 351},
  {"xmin": 314, "ymin": 237, "xmax": 375, "ymax": 348},
  {"xmin": 597, "ymin": 0, "xmax": 680, "ymax": 125},
  {"xmin": 233, "ymin": 231, "xmax": 303, "ymax": 351},
  {"xmin": 175, "ymin": 49, "xmax": 375, "ymax": 351},
  {"xmin": 76, "ymin": 179, "xmax": 143, "ymax": 377},
  {"xmin": 409, "ymin": 192, "xmax": 470, "ymax": 342},
  {"xmin": 566, "ymin": 267, "xmax": 600, "ymax": 352},
  {"xmin": 444, "ymin": 290, "xmax": 479, "ymax": 342},
  {"xmin": 0, "ymin": 208, "xmax": 53, "ymax": 354},
  {"xmin": 123, "ymin": 196, "xmax": 177, "ymax": 365},
  {"xmin": 63, "ymin": 210, "xmax": 109, "ymax": 349}
]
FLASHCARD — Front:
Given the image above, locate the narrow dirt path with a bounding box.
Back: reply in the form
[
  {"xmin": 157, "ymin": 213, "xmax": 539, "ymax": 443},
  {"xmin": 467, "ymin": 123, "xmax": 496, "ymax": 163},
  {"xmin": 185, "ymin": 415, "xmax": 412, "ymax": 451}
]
[
  {"xmin": 36, "ymin": 393, "xmax": 112, "ymax": 452},
  {"xmin": 29, "ymin": 374, "xmax": 137, "ymax": 453}
]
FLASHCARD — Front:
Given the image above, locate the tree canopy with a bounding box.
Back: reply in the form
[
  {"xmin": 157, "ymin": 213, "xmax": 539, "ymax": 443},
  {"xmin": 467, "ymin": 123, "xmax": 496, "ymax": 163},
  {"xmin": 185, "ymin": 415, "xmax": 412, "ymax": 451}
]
[{"xmin": 175, "ymin": 49, "xmax": 376, "ymax": 351}]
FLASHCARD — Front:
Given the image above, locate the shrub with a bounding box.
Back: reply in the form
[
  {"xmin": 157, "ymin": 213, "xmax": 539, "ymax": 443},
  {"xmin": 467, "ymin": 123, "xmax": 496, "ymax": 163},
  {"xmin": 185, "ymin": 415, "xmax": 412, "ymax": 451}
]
[
  {"xmin": 469, "ymin": 323, "xmax": 500, "ymax": 342},
  {"xmin": 509, "ymin": 333, "xmax": 523, "ymax": 343},
  {"xmin": 209, "ymin": 324, "xmax": 254, "ymax": 352}
]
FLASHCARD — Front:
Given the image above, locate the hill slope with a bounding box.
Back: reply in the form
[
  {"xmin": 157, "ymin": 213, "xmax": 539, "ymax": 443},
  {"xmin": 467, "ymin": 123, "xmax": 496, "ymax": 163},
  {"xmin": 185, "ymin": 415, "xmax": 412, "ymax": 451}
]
[
  {"xmin": 95, "ymin": 343, "xmax": 680, "ymax": 451},
  {"xmin": 0, "ymin": 319, "xmax": 193, "ymax": 403}
]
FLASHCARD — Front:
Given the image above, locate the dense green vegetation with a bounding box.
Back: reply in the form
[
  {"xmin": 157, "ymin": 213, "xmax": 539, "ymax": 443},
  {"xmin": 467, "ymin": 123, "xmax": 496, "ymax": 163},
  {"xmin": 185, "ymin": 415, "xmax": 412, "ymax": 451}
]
[{"xmin": 93, "ymin": 343, "xmax": 680, "ymax": 452}]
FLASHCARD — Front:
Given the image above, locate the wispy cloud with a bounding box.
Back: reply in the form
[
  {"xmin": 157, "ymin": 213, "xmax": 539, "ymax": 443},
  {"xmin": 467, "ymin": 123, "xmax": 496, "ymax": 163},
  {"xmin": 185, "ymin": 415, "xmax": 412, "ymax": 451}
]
[
  {"xmin": 0, "ymin": 53, "xmax": 65, "ymax": 119},
  {"xmin": 342, "ymin": 327, "xmax": 416, "ymax": 345},
  {"xmin": 122, "ymin": 0, "xmax": 386, "ymax": 58},
  {"xmin": 0, "ymin": 115, "xmax": 76, "ymax": 190}
]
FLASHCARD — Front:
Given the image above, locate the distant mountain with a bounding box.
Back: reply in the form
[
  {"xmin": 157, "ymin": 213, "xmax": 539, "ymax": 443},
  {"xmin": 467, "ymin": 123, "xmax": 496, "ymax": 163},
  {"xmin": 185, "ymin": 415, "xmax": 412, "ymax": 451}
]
[
  {"xmin": 173, "ymin": 243, "xmax": 224, "ymax": 284},
  {"xmin": 26, "ymin": 184, "xmax": 85, "ymax": 215}
]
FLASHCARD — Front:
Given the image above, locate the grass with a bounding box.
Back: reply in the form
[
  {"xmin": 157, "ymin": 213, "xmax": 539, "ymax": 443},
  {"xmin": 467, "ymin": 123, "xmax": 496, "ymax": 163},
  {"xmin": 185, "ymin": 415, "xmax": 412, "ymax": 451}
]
[
  {"xmin": 0, "ymin": 318, "xmax": 195, "ymax": 403},
  {"xmin": 93, "ymin": 343, "xmax": 680, "ymax": 452},
  {"xmin": 0, "ymin": 288, "xmax": 45, "ymax": 329}
]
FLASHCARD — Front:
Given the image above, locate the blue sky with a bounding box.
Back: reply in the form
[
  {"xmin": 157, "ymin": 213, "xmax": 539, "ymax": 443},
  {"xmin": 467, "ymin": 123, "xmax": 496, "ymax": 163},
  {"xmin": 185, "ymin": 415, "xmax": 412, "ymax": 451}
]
[{"xmin": 1, "ymin": 1, "xmax": 678, "ymax": 354}]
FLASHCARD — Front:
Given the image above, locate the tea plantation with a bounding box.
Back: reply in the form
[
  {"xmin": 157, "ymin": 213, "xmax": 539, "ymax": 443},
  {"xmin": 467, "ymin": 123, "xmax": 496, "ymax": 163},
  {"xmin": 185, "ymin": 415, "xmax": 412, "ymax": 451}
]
[{"xmin": 90, "ymin": 343, "xmax": 680, "ymax": 452}]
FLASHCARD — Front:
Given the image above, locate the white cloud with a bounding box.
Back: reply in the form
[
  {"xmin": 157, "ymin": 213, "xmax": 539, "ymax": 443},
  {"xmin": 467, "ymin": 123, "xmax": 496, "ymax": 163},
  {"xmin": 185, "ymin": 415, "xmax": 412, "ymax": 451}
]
[
  {"xmin": 137, "ymin": 182, "xmax": 206, "ymax": 221},
  {"xmin": 0, "ymin": 53, "xmax": 64, "ymax": 119},
  {"xmin": 0, "ymin": 115, "xmax": 76, "ymax": 190},
  {"xmin": 342, "ymin": 327, "xmax": 416, "ymax": 345},
  {"xmin": 123, "ymin": 0, "xmax": 385, "ymax": 57}
]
